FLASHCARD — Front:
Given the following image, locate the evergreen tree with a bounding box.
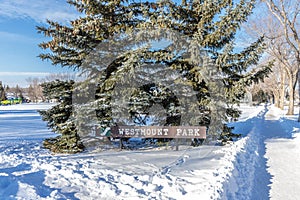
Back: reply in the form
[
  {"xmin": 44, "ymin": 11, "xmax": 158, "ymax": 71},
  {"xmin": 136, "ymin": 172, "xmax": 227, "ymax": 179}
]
[
  {"xmin": 0, "ymin": 81, "xmax": 5, "ymax": 101},
  {"xmin": 38, "ymin": 0, "xmax": 272, "ymax": 150},
  {"xmin": 39, "ymin": 80, "xmax": 84, "ymax": 153}
]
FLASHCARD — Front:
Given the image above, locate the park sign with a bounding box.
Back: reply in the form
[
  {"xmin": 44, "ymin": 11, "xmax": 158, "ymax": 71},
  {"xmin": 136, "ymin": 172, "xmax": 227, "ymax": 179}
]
[{"xmin": 109, "ymin": 126, "xmax": 206, "ymax": 139}]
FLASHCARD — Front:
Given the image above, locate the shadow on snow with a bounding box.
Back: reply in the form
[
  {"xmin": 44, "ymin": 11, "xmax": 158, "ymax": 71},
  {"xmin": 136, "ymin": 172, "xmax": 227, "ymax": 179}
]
[{"xmin": 221, "ymin": 105, "xmax": 297, "ymax": 200}]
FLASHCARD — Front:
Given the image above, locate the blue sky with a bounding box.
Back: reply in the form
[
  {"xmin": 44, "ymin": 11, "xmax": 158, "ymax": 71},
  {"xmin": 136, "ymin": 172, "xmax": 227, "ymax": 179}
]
[
  {"xmin": 0, "ymin": 0, "xmax": 79, "ymax": 87},
  {"xmin": 0, "ymin": 0, "xmax": 263, "ymax": 87}
]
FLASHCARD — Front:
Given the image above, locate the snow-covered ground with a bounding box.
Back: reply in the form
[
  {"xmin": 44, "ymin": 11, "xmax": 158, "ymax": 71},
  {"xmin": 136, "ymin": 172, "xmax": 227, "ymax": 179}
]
[{"xmin": 0, "ymin": 103, "xmax": 300, "ymax": 199}]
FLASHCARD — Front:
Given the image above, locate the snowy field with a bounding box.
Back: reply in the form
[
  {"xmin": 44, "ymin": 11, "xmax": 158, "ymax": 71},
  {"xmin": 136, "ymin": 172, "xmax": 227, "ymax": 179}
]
[{"xmin": 0, "ymin": 103, "xmax": 300, "ymax": 199}]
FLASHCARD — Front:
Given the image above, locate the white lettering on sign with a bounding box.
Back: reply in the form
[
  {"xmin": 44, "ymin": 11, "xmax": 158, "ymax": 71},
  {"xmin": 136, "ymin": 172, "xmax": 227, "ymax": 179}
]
[
  {"xmin": 111, "ymin": 126, "xmax": 206, "ymax": 138},
  {"xmin": 176, "ymin": 128, "xmax": 203, "ymax": 137}
]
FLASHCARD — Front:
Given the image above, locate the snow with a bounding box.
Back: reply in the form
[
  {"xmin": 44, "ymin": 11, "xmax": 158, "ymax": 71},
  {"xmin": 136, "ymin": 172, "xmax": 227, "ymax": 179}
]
[
  {"xmin": 264, "ymin": 107, "xmax": 300, "ymax": 200},
  {"xmin": 0, "ymin": 103, "xmax": 300, "ymax": 199}
]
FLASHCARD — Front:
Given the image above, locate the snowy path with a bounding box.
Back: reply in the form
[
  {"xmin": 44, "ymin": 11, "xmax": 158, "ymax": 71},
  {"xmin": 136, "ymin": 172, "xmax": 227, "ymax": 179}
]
[
  {"xmin": 222, "ymin": 105, "xmax": 300, "ymax": 200},
  {"xmin": 265, "ymin": 115, "xmax": 300, "ymax": 200}
]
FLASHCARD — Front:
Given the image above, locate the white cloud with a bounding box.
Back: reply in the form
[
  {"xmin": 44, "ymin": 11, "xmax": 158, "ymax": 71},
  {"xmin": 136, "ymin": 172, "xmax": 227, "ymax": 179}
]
[
  {"xmin": 0, "ymin": 72, "xmax": 51, "ymax": 87},
  {"xmin": 0, "ymin": 0, "xmax": 79, "ymax": 23},
  {"xmin": 0, "ymin": 71, "xmax": 80, "ymax": 87},
  {"xmin": 0, "ymin": 72, "xmax": 50, "ymax": 76}
]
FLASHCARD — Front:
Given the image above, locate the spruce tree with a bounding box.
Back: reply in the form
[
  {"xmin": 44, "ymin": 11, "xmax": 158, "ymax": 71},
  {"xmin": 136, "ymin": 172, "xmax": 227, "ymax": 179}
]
[
  {"xmin": 38, "ymin": 0, "xmax": 271, "ymax": 150},
  {"xmin": 39, "ymin": 80, "xmax": 84, "ymax": 153},
  {"xmin": 0, "ymin": 81, "xmax": 5, "ymax": 101}
]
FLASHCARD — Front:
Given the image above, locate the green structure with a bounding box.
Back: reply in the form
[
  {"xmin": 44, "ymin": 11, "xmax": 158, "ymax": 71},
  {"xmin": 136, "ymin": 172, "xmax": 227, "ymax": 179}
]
[{"xmin": 0, "ymin": 98, "xmax": 22, "ymax": 106}]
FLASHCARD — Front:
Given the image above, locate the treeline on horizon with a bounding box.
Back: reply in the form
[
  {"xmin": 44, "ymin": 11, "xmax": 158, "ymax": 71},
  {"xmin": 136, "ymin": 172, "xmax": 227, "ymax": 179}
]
[{"xmin": 0, "ymin": 73, "xmax": 76, "ymax": 103}]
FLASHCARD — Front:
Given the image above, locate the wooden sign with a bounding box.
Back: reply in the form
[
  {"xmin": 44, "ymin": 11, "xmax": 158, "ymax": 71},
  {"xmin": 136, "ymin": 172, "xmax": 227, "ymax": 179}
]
[{"xmin": 110, "ymin": 126, "xmax": 206, "ymax": 139}]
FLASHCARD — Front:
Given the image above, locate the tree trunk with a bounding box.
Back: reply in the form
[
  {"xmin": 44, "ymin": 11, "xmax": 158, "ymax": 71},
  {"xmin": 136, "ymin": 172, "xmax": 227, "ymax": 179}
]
[
  {"xmin": 274, "ymin": 93, "xmax": 279, "ymax": 107},
  {"xmin": 279, "ymin": 71, "xmax": 285, "ymax": 109},
  {"xmin": 286, "ymin": 77, "xmax": 295, "ymax": 115},
  {"xmin": 298, "ymin": 70, "xmax": 300, "ymax": 122}
]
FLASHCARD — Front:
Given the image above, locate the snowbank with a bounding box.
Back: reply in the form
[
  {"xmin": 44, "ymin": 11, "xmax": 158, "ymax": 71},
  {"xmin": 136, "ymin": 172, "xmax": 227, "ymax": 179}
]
[{"xmin": 0, "ymin": 103, "xmax": 55, "ymax": 111}]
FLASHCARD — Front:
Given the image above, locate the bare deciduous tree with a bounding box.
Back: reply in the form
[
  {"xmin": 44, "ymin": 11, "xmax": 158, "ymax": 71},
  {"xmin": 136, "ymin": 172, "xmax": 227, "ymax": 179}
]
[
  {"xmin": 26, "ymin": 78, "xmax": 44, "ymax": 103},
  {"xmin": 244, "ymin": 1, "xmax": 299, "ymax": 115},
  {"xmin": 262, "ymin": 0, "xmax": 300, "ymax": 119},
  {"xmin": 262, "ymin": 61, "xmax": 287, "ymax": 108}
]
